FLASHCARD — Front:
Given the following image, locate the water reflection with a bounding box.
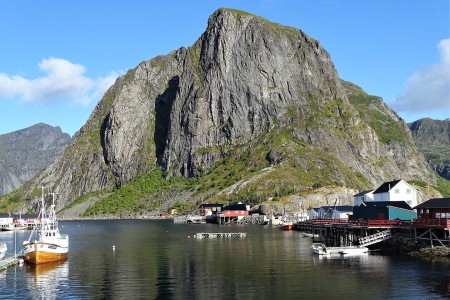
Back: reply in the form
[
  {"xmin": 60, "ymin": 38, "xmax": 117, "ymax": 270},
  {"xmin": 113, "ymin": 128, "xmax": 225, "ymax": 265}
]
[
  {"xmin": 25, "ymin": 260, "xmax": 69, "ymax": 300},
  {"xmin": 0, "ymin": 220, "xmax": 448, "ymax": 299}
]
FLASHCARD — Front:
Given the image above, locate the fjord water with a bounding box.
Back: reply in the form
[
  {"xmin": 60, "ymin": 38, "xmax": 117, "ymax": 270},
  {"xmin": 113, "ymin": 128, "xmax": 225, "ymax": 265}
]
[{"xmin": 0, "ymin": 220, "xmax": 448, "ymax": 299}]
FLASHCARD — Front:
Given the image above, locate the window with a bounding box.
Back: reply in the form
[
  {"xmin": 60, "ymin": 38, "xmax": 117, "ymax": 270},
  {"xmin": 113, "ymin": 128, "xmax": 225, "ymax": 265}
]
[
  {"xmin": 426, "ymin": 209, "xmax": 429, "ymax": 213},
  {"xmin": 435, "ymin": 213, "xmax": 441, "ymax": 219},
  {"xmin": 395, "ymin": 189, "xmax": 400, "ymax": 194},
  {"xmin": 406, "ymin": 189, "xmax": 411, "ymax": 194}
]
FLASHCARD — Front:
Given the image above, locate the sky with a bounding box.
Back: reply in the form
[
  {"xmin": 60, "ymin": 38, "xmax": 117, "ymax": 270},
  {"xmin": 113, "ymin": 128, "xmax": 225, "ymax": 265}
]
[{"xmin": 0, "ymin": 0, "xmax": 448, "ymax": 136}]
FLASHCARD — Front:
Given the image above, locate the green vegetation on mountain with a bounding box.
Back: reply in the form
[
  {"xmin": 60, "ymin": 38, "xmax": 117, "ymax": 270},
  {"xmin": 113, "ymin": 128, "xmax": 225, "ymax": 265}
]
[
  {"xmin": 0, "ymin": 8, "xmax": 440, "ymax": 217},
  {"xmin": 342, "ymin": 80, "xmax": 409, "ymax": 144}
]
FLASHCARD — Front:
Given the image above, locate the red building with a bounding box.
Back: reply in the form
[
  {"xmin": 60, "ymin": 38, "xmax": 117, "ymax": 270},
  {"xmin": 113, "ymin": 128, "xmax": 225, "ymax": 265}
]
[
  {"xmin": 413, "ymin": 198, "xmax": 450, "ymax": 231},
  {"xmin": 414, "ymin": 198, "xmax": 450, "ymax": 220}
]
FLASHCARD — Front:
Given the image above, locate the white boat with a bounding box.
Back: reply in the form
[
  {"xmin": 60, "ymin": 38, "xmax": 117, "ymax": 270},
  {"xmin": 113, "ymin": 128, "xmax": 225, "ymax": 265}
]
[
  {"xmin": 310, "ymin": 243, "xmax": 341, "ymax": 255},
  {"xmin": 23, "ymin": 187, "xmax": 69, "ymax": 265},
  {"xmin": 339, "ymin": 246, "xmax": 369, "ymax": 255},
  {"xmin": 0, "ymin": 242, "xmax": 7, "ymax": 259},
  {"xmin": 302, "ymin": 232, "xmax": 319, "ymax": 238},
  {"xmin": 311, "ymin": 243, "xmax": 369, "ymax": 256},
  {"xmin": 2, "ymin": 223, "xmax": 28, "ymax": 231}
]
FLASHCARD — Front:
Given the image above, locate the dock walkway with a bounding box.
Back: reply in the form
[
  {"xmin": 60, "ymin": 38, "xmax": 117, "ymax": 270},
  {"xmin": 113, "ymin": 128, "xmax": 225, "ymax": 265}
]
[{"xmin": 194, "ymin": 232, "xmax": 246, "ymax": 239}]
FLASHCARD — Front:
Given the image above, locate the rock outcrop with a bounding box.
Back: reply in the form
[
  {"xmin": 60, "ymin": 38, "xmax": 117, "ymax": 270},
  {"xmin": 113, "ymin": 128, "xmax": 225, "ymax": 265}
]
[
  {"xmin": 409, "ymin": 118, "xmax": 450, "ymax": 180},
  {"xmin": 0, "ymin": 123, "xmax": 71, "ymax": 195},
  {"xmin": 6, "ymin": 8, "xmax": 437, "ymax": 211}
]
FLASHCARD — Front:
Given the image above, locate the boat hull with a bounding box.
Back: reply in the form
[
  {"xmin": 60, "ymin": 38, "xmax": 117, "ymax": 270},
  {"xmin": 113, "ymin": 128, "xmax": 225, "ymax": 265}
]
[
  {"xmin": 279, "ymin": 224, "xmax": 293, "ymax": 231},
  {"xmin": 23, "ymin": 242, "xmax": 68, "ymax": 265}
]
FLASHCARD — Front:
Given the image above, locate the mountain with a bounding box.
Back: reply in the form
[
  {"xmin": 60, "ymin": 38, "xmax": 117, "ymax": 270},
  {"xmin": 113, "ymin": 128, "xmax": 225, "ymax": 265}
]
[
  {"xmin": 1, "ymin": 8, "xmax": 438, "ymax": 215},
  {"xmin": 408, "ymin": 118, "xmax": 450, "ymax": 180},
  {"xmin": 0, "ymin": 123, "xmax": 72, "ymax": 196}
]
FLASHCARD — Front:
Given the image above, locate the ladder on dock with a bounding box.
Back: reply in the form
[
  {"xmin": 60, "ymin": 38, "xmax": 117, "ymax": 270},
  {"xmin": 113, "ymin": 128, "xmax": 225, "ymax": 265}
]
[{"xmin": 359, "ymin": 229, "xmax": 392, "ymax": 247}]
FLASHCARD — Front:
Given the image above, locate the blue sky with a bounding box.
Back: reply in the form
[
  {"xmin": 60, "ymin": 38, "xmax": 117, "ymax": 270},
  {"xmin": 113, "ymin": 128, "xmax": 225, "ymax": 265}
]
[{"xmin": 0, "ymin": 0, "xmax": 448, "ymax": 136}]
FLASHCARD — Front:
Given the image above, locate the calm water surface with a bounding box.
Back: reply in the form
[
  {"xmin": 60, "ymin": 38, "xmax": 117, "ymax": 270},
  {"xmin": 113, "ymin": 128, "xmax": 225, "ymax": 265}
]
[{"xmin": 0, "ymin": 219, "xmax": 448, "ymax": 299}]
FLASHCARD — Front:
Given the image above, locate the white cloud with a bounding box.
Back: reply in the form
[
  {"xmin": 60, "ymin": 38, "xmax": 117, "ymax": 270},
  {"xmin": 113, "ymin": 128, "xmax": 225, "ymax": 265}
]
[
  {"xmin": 392, "ymin": 38, "xmax": 450, "ymax": 115},
  {"xmin": 0, "ymin": 57, "xmax": 119, "ymax": 106}
]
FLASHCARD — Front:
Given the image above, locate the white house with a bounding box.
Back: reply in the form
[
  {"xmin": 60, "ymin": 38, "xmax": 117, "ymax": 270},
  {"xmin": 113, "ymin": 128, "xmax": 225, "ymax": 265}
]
[
  {"xmin": 353, "ymin": 190, "xmax": 374, "ymax": 206},
  {"xmin": 371, "ymin": 179, "xmax": 417, "ymax": 208}
]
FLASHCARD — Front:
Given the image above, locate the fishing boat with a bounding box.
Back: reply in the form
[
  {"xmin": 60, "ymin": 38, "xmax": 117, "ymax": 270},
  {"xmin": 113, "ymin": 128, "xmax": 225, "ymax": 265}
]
[
  {"xmin": 279, "ymin": 221, "xmax": 293, "ymax": 231},
  {"xmin": 23, "ymin": 187, "xmax": 69, "ymax": 265},
  {"xmin": 0, "ymin": 243, "xmax": 7, "ymax": 259}
]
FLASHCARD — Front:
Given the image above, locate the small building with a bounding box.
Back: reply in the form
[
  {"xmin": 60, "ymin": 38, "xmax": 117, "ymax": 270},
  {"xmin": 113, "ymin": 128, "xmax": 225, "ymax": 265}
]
[
  {"xmin": 371, "ymin": 179, "xmax": 417, "ymax": 208},
  {"xmin": 0, "ymin": 214, "xmax": 13, "ymax": 230},
  {"xmin": 199, "ymin": 204, "xmax": 223, "ymax": 216},
  {"xmin": 353, "ymin": 201, "xmax": 417, "ymax": 221},
  {"xmin": 215, "ymin": 202, "xmax": 249, "ymax": 224},
  {"xmin": 222, "ymin": 202, "xmax": 249, "ymax": 218},
  {"xmin": 414, "ymin": 198, "xmax": 450, "ymax": 219},
  {"xmin": 308, "ymin": 208, "xmax": 320, "ymax": 220},
  {"xmin": 316, "ymin": 206, "xmax": 353, "ymax": 219},
  {"xmin": 353, "ymin": 190, "xmax": 374, "ymax": 206}
]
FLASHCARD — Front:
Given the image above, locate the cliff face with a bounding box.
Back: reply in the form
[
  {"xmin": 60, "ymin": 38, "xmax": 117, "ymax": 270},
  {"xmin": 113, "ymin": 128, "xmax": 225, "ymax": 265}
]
[
  {"xmin": 0, "ymin": 123, "xmax": 71, "ymax": 196},
  {"xmin": 409, "ymin": 118, "xmax": 450, "ymax": 180},
  {"xmin": 10, "ymin": 8, "xmax": 436, "ymax": 210}
]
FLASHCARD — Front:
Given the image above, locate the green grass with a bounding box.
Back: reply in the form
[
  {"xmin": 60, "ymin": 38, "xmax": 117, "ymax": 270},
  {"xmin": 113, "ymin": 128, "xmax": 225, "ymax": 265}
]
[
  {"xmin": 435, "ymin": 176, "xmax": 450, "ymax": 197},
  {"xmin": 83, "ymin": 168, "xmax": 191, "ymax": 216},
  {"xmin": 342, "ymin": 80, "xmax": 409, "ymax": 144}
]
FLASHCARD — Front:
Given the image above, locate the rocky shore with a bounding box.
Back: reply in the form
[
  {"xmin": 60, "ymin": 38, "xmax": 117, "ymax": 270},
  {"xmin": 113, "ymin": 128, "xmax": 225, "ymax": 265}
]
[{"xmin": 408, "ymin": 246, "xmax": 450, "ymax": 258}]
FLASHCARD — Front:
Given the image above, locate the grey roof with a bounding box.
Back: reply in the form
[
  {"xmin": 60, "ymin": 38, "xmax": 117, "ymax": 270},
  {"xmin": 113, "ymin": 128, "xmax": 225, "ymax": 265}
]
[
  {"xmin": 199, "ymin": 203, "xmax": 223, "ymax": 208},
  {"xmin": 354, "ymin": 190, "xmax": 374, "ymax": 197},
  {"xmin": 413, "ymin": 198, "xmax": 450, "ymax": 209},
  {"xmin": 319, "ymin": 206, "xmax": 354, "ymax": 212},
  {"xmin": 223, "ymin": 203, "xmax": 248, "ymax": 211}
]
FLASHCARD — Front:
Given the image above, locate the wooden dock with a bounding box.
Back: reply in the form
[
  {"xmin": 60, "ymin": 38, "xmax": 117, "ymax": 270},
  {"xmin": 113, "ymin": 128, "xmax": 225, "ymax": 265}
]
[
  {"xmin": 194, "ymin": 232, "xmax": 247, "ymax": 239},
  {"xmin": 0, "ymin": 257, "xmax": 19, "ymax": 272}
]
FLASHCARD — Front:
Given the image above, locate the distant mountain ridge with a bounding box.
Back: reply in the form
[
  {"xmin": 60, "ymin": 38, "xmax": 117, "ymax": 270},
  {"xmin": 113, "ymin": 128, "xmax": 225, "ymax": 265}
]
[
  {"xmin": 0, "ymin": 123, "xmax": 72, "ymax": 196},
  {"xmin": 1, "ymin": 8, "xmax": 440, "ymax": 215},
  {"xmin": 408, "ymin": 118, "xmax": 450, "ymax": 180}
]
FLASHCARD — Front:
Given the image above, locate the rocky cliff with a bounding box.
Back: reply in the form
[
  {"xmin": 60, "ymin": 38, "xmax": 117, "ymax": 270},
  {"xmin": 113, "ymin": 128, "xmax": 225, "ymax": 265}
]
[
  {"xmin": 2, "ymin": 8, "xmax": 437, "ymax": 213},
  {"xmin": 0, "ymin": 123, "xmax": 71, "ymax": 196},
  {"xmin": 408, "ymin": 118, "xmax": 450, "ymax": 180}
]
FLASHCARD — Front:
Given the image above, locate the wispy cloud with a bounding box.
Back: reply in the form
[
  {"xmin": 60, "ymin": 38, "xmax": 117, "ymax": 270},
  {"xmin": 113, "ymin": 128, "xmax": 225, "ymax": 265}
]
[
  {"xmin": 0, "ymin": 57, "xmax": 119, "ymax": 106},
  {"xmin": 392, "ymin": 38, "xmax": 450, "ymax": 115}
]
